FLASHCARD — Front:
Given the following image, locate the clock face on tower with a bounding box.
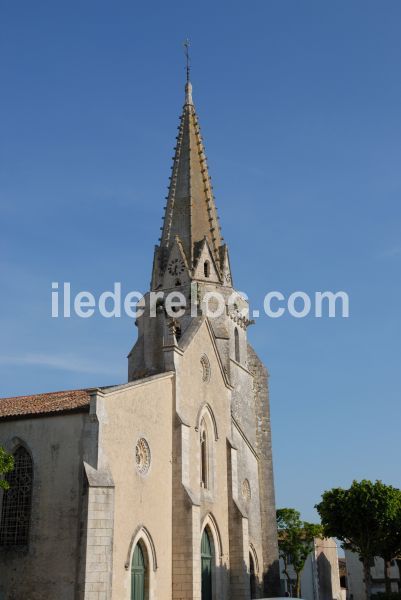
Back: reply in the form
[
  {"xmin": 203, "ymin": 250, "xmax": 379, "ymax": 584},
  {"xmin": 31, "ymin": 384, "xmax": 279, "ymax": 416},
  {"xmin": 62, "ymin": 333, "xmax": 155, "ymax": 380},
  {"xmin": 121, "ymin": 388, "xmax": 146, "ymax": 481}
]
[{"xmin": 167, "ymin": 258, "xmax": 185, "ymax": 277}]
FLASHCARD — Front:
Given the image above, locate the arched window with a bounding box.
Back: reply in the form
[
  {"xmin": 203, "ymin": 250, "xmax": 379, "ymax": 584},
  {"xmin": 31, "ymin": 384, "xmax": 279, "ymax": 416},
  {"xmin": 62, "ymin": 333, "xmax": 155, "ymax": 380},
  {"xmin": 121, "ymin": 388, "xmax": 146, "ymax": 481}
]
[
  {"xmin": 201, "ymin": 528, "xmax": 214, "ymax": 600},
  {"xmin": 234, "ymin": 328, "xmax": 240, "ymax": 363},
  {"xmin": 131, "ymin": 541, "xmax": 149, "ymax": 600},
  {"xmin": 204, "ymin": 260, "xmax": 210, "ymax": 278},
  {"xmin": 0, "ymin": 446, "xmax": 33, "ymax": 546},
  {"xmin": 200, "ymin": 420, "xmax": 208, "ymax": 488}
]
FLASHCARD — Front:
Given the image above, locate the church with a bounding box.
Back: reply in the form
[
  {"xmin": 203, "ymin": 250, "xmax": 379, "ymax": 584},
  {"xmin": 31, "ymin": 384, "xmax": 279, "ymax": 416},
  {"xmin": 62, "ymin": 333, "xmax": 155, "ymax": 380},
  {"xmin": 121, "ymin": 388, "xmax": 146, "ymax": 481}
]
[{"xmin": 0, "ymin": 75, "xmax": 280, "ymax": 600}]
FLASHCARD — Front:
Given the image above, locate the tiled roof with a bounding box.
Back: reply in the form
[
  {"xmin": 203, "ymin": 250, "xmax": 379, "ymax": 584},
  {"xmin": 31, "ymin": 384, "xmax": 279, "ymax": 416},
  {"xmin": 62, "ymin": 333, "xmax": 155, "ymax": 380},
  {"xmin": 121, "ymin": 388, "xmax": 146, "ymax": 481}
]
[{"xmin": 0, "ymin": 388, "xmax": 94, "ymax": 419}]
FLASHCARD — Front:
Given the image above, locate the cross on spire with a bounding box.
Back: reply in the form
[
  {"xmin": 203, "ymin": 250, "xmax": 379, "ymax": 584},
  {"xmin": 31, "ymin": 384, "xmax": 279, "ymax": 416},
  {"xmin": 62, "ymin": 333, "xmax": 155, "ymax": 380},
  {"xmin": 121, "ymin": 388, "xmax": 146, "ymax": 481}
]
[{"xmin": 183, "ymin": 38, "xmax": 190, "ymax": 84}]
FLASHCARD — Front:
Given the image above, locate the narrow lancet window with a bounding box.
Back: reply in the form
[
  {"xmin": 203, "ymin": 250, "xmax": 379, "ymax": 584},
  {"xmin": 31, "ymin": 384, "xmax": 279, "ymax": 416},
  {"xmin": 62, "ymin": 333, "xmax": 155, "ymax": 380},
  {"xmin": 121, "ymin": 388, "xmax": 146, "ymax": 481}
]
[
  {"xmin": 204, "ymin": 260, "xmax": 210, "ymax": 278},
  {"xmin": 234, "ymin": 327, "xmax": 240, "ymax": 363},
  {"xmin": 200, "ymin": 421, "xmax": 208, "ymax": 488}
]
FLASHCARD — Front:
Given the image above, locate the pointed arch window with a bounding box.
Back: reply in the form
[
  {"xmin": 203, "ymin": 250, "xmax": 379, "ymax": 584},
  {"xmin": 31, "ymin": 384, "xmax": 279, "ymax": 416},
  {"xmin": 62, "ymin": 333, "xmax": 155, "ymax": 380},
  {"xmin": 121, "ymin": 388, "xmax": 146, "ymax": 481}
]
[
  {"xmin": 204, "ymin": 260, "xmax": 210, "ymax": 278},
  {"xmin": 0, "ymin": 446, "xmax": 33, "ymax": 546},
  {"xmin": 200, "ymin": 420, "xmax": 208, "ymax": 488},
  {"xmin": 234, "ymin": 327, "xmax": 240, "ymax": 363}
]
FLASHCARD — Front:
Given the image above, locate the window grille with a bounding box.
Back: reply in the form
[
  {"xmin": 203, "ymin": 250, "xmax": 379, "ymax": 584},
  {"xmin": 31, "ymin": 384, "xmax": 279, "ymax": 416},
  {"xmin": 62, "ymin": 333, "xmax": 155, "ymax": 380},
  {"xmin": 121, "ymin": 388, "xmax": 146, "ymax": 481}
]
[{"xmin": 0, "ymin": 446, "xmax": 33, "ymax": 546}]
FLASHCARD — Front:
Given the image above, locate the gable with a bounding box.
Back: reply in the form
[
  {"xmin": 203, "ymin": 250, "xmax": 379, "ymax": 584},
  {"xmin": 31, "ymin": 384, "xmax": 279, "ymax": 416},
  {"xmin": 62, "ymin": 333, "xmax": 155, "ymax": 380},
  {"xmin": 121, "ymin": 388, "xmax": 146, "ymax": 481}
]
[
  {"xmin": 192, "ymin": 239, "xmax": 221, "ymax": 284},
  {"xmin": 162, "ymin": 238, "xmax": 191, "ymax": 289},
  {"xmin": 178, "ymin": 318, "xmax": 231, "ymax": 391}
]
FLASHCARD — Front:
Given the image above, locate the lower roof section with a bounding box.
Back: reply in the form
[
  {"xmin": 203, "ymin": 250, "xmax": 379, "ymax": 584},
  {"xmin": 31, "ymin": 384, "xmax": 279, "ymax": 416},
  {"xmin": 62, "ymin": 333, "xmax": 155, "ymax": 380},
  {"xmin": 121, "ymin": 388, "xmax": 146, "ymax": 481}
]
[{"xmin": 0, "ymin": 388, "xmax": 94, "ymax": 420}]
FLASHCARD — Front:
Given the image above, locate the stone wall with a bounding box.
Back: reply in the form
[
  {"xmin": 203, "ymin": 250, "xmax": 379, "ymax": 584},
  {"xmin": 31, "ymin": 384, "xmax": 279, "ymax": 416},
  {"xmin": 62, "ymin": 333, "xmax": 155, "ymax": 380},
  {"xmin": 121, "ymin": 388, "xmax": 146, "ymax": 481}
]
[
  {"xmin": 248, "ymin": 343, "xmax": 280, "ymax": 596},
  {"xmin": 0, "ymin": 412, "xmax": 87, "ymax": 600}
]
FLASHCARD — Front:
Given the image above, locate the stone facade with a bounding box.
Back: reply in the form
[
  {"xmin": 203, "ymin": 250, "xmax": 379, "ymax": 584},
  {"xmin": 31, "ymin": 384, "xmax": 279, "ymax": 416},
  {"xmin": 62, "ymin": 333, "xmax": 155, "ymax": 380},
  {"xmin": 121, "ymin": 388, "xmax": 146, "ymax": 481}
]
[{"xmin": 0, "ymin": 78, "xmax": 280, "ymax": 599}]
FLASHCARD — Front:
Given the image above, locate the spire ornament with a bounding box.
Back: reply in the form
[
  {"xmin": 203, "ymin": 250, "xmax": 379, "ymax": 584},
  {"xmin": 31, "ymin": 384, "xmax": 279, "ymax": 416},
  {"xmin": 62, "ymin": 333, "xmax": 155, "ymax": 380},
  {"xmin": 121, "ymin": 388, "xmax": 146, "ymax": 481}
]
[{"xmin": 183, "ymin": 38, "xmax": 190, "ymax": 84}]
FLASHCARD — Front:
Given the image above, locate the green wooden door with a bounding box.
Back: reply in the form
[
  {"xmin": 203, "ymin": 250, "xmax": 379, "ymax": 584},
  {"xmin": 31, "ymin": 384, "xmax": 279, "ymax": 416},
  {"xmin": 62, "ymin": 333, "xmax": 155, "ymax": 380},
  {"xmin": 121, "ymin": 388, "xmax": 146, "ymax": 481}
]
[
  {"xmin": 201, "ymin": 529, "xmax": 213, "ymax": 600},
  {"xmin": 131, "ymin": 543, "xmax": 145, "ymax": 600}
]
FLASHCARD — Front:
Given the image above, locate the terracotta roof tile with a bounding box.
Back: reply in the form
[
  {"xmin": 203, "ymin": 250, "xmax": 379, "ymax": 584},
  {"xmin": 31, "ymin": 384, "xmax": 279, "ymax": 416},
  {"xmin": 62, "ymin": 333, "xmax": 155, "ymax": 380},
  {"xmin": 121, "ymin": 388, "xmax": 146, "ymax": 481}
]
[{"xmin": 0, "ymin": 388, "xmax": 94, "ymax": 419}]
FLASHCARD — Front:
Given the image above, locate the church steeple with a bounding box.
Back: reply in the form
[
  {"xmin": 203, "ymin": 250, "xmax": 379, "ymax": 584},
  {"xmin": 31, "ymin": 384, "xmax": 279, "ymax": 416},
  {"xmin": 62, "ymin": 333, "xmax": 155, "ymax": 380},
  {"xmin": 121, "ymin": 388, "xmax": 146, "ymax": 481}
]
[
  {"xmin": 131, "ymin": 67, "xmax": 247, "ymax": 383},
  {"xmin": 151, "ymin": 78, "xmax": 230, "ymax": 290}
]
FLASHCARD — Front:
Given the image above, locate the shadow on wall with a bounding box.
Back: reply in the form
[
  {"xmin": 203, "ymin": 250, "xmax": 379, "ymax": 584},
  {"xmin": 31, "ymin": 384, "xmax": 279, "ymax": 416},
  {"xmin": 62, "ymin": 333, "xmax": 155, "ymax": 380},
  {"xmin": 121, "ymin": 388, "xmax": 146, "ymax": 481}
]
[
  {"xmin": 317, "ymin": 552, "xmax": 333, "ymax": 600},
  {"xmin": 263, "ymin": 559, "xmax": 281, "ymax": 598},
  {"xmin": 209, "ymin": 557, "xmax": 281, "ymax": 599}
]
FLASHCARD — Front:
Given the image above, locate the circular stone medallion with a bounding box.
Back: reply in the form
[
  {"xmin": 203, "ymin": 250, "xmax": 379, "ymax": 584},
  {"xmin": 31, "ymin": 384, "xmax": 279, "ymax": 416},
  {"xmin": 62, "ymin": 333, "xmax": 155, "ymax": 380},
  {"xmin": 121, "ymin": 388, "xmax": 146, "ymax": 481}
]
[{"xmin": 135, "ymin": 438, "xmax": 151, "ymax": 475}]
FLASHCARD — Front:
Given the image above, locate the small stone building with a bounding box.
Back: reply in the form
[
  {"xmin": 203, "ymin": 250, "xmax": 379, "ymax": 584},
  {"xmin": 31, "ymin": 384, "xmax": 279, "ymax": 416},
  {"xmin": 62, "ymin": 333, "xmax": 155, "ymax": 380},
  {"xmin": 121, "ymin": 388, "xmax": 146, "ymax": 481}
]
[
  {"xmin": 0, "ymin": 78, "xmax": 280, "ymax": 600},
  {"xmin": 280, "ymin": 537, "xmax": 342, "ymax": 600},
  {"xmin": 345, "ymin": 551, "xmax": 400, "ymax": 600}
]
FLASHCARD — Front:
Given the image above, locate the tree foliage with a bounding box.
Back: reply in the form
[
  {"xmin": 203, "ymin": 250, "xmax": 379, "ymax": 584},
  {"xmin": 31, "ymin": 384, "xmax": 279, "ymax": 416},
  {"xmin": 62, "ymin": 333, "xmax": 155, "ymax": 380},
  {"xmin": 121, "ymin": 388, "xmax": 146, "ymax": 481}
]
[
  {"xmin": 277, "ymin": 507, "xmax": 323, "ymax": 598},
  {"xmin": 316, "ymin": 480, "xmax": 401, "ymax": 600},
  {"xmin": 375, "ymin": 509, "xmax": 401, "ymax": 595},
  {"xmin": 0, "ymin": 446, "xmax": 14, "ymax": 490}
]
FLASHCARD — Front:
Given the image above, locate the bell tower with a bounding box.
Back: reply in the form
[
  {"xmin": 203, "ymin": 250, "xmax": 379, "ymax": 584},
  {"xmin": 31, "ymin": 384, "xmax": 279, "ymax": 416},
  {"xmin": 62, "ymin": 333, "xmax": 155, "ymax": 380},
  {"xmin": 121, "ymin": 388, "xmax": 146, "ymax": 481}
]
[{"xmin": 128, "ymin": 76, "xmax": 251, "ymax": 382}]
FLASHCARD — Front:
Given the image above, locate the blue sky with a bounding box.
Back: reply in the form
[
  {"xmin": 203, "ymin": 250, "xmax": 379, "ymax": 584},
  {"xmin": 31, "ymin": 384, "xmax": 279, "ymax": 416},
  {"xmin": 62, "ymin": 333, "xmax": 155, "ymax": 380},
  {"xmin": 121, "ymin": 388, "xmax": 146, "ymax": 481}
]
[{"xmin": 1, "ymin": 0, "xmax": 400, "ymax": 522}]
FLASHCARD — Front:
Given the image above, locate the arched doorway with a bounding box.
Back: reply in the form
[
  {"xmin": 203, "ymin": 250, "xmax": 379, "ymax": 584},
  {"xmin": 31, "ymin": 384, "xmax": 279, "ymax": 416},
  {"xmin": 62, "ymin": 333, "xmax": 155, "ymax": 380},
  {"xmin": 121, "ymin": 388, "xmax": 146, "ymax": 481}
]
[
  {"xmin": 249, "ymin": 552, "xmax": 257, "ymax": 599},
  {"xmin": 201, "ymin": 528, "xmax": 213, "ymax": 600},
  {"xmin": 131, "ymin": 542, "xmax": 148, "ymax": 600}
]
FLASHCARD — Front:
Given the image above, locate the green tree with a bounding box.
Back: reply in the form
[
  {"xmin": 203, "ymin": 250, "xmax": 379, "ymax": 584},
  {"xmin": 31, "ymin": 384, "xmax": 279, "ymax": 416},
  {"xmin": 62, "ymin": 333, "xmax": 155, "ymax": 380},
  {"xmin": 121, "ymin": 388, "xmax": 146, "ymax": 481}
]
[
  {"xmin": 0, "ymin": 446, "xmax": 14, "ymax": 490},
  {"xmin": 277, "ymin": 508, "xmax": 323, "ymax": 598},
  {"xmin": 316, "ymin": 480, "xmax": 401, "ymax": 600},
  {"xmin": 376, "ymin": 511, "xmax": 401, "ymax": 595}
]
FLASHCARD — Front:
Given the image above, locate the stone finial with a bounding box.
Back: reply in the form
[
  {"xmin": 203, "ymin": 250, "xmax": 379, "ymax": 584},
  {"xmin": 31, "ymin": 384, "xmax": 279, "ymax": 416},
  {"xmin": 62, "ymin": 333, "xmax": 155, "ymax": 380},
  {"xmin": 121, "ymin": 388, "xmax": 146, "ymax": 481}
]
[{"xmin": 168, "ymin": 318, "xmax": 180, "ymax": 340}]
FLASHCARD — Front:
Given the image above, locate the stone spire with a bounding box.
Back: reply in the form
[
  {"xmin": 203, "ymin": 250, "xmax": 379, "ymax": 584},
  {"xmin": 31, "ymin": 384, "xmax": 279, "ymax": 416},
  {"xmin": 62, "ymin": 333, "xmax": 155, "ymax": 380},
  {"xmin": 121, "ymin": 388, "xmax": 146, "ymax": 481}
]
[{"xmin": 155, "ymin": 80, "xmax": 224, "ymax": 281}]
